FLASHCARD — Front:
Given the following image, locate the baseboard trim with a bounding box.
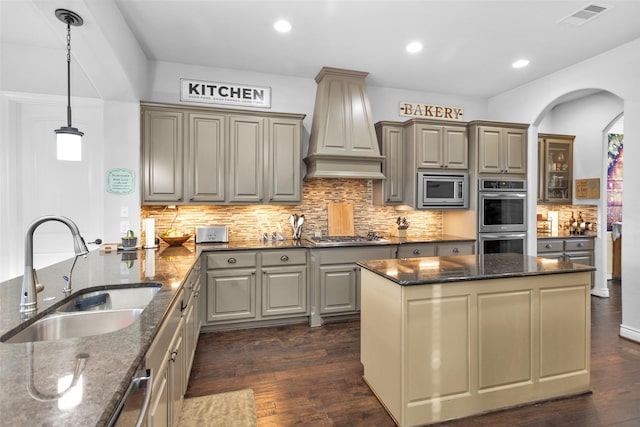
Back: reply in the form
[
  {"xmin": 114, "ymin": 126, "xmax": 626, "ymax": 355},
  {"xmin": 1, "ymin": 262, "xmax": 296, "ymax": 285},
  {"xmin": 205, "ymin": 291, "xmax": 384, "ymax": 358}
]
[{"xmin": 620, "ymin": 324, "xmax": 640, "ymax": 343}]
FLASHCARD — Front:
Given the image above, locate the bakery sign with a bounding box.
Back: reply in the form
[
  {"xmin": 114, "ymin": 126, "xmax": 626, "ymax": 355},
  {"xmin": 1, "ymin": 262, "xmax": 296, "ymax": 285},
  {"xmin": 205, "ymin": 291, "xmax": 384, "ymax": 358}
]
[
  {"xmin": 399, "ymin": 102, "xmax": 464, "ymax": 121},
  {"xmin": 180, "ymin": 78, "xmax": 271, "ymax": 108}
]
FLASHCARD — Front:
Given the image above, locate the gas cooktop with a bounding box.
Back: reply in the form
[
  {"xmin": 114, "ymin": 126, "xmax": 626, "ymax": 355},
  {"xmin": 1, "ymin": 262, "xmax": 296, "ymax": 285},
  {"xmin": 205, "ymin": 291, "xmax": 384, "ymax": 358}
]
[{"xmin": 307, "ymin": 233, "xmax": 389, "ymax": 247}]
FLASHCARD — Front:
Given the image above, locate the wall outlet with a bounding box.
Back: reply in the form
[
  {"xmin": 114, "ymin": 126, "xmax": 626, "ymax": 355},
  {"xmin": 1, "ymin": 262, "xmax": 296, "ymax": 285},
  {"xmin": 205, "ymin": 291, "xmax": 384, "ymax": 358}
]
[
  {"xmin": 120, "ymin": 206, "xmax": 129, "ymax": 218},
  {"xmin": 120, "ymin": 221, "xmax": 130, "ymax": 233}
]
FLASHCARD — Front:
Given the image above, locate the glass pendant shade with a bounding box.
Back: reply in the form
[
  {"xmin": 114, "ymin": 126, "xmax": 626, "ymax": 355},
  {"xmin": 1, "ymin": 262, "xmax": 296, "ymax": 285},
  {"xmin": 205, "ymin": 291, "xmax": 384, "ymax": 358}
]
[{"xmin": 56, "ymin": 127, "xmax": 83, "ymax": 161}]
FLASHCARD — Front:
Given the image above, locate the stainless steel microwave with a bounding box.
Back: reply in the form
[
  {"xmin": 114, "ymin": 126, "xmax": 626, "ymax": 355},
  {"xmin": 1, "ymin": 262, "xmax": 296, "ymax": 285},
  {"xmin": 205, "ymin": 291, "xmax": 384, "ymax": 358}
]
[{"xmin": 417, "ymin": 172, "xmax": 469, "ymax": 209}]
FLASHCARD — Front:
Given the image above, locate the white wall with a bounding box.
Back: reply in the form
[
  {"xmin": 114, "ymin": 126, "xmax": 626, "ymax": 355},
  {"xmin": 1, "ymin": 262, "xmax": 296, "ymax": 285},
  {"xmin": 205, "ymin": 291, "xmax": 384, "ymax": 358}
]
[{"xmin": 488, "ymin": 37, "xmax": 640, "ymax": 341}]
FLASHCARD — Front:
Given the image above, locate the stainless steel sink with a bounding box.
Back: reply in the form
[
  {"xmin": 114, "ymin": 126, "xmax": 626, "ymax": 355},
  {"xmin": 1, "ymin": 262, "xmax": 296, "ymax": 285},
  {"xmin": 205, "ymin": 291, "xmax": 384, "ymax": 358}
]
[
  {"xmin": 2, "ymin": 309, "xmax": 143, "ymax": 343},
  {"xmin": 57, "ymin": 284, "xmax": 162, "ymax": 312},
  {"xmin": 1, "ymin": 284, "xmax": 162, "ymax": 344}
]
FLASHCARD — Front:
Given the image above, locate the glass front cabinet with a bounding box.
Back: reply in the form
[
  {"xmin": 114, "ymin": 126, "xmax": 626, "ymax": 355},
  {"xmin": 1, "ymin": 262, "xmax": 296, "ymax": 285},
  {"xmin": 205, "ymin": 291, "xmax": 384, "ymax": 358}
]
[{"xmin": 538, "ymin": 133, "xmax": 574, "ymax": 203}]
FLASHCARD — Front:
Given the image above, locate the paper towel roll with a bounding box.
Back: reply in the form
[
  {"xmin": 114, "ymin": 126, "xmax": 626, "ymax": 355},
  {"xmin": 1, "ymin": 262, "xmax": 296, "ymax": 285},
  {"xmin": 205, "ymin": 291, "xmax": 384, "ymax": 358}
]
[
  {"xmin": 144, "ymin": 218, "xmax": 155, "ymax": 248},
  {"xmin": 145, "ymin": 249, "xmax": 155, "ymax": 278}
]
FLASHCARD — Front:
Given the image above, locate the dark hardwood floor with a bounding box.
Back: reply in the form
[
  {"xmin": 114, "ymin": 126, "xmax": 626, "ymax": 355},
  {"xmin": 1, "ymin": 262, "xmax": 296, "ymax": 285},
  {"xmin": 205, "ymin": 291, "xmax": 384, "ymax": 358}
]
[{"xmin": 186, "ymin": 280, "xmax": 640, "ymax": 426}]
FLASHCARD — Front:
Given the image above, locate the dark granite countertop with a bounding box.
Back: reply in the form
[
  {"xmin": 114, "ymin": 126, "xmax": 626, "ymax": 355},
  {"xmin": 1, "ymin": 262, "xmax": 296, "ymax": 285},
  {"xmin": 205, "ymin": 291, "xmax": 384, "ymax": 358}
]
[
  {"xmin": 0, "ymin": 245, "xmax": 199, "ymax": 426},
  {"xmin": 0, "ymin": 235, "xmax": 476, "ymax": 425},
  {"xmin": 358, "ymin": 253, "xmax": 596, "ymax": 286}
]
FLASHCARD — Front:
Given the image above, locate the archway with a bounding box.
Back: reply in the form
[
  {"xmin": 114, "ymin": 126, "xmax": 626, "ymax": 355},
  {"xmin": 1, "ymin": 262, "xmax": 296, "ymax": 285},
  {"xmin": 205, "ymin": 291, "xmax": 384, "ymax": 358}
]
[{"xmin": 530, "ymin": 88, "xmax": 623, "ymax": 298}]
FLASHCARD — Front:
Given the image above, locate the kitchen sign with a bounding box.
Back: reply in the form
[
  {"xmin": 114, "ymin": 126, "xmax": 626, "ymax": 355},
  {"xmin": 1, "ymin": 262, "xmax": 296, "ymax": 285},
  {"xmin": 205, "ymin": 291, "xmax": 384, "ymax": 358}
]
[
  {"xmin": 399, "ymin": 102, "xmax": 464, "ymax": 121},
  {"xmin": 180, "ymin": 78, "xmax": 271, "ymax": 108}
]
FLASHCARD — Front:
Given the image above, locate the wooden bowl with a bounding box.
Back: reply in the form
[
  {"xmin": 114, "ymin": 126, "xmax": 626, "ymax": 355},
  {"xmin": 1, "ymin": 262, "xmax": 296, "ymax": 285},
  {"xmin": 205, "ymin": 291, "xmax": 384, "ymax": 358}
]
[{"xmin": 159, "ymin": 233, "xmax": 192, "ymax": 246}]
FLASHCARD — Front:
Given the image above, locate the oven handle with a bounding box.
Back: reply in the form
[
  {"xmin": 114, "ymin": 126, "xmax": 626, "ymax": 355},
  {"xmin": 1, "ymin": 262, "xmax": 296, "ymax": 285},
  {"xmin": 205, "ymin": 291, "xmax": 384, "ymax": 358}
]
[
  {"xmin": 480, "ymin": 233, "xmax": 527, "ymax": 239},
  {"xmin": 479, "ymin": 192, "xmax": 527, "ymax": 198}
]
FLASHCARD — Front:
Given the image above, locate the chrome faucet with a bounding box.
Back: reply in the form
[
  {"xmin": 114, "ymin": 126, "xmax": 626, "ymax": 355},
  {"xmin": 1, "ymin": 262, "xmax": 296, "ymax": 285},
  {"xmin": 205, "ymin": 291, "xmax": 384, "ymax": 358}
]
[{"xmin": 21, "ymin": 216, "xmax": 89, "ymax": 315}]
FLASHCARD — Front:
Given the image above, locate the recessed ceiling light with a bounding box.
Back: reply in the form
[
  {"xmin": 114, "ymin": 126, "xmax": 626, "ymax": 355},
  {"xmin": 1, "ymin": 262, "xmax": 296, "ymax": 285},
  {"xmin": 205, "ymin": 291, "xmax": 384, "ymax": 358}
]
[
  {"xmin": 512, "ymin": 59, "xmax": 530, "ymax": 69},
  {"xmin": 273, "ymin": 19, "xmax": 292, "ymax": 33},
  {"xmin": 406, "ymin": 41, "xmax": 423, "ymax": 54}
]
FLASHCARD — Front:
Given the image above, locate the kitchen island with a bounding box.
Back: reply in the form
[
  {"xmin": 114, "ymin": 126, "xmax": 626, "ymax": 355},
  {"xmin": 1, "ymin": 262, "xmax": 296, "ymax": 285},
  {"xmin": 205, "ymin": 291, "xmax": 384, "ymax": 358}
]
[{"xmin": 358, "ymin": 253, "xmax": 595, "ymax": 427}]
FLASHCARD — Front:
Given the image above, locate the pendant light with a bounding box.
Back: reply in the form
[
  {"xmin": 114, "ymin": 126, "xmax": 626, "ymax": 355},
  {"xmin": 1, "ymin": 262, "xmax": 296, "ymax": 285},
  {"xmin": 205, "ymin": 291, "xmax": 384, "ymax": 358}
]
[{"xmin": 54, "ymin": 9, "xmax": 84, "ymax": 161}]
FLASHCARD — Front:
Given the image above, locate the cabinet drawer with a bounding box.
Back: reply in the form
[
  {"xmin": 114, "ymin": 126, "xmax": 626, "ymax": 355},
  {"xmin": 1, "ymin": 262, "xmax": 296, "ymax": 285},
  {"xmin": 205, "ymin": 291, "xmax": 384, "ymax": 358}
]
[
  {"xmin": 438, "ymin": 242, "xmax": 474, "ymax": 256},
  {"xmin": 565, "ymin": 239, "xmax": 593, "ymax": 252},
  {"xmin": 206, "ymin": 252, "xmax": 257, "ymax": 269},
  {"xmin": 397, "ymin": 244, "xmax": 437, "ymax": 258},
  {"xmin": 537, "ymin": 239, "xmax": 563, "ymax": 253},
  {"xmin": 262, "ymin": 249, "xmax": 307, "ymax": 266}
]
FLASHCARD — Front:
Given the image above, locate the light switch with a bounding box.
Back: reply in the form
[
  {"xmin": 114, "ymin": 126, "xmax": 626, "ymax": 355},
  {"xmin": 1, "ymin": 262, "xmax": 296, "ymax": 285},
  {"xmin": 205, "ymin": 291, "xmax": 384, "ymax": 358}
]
[
  {"xmin": 120, "ymin": 221, "xmax": 130, "ymax": 233},
  {"xmin": 120, "ymin": 206, "xmax": 129, "ymax": 218}
]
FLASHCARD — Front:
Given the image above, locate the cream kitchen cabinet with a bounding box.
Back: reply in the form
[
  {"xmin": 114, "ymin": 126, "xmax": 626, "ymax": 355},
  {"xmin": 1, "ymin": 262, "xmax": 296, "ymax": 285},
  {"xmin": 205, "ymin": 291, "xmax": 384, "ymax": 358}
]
[
  {"xmin": 141, "ymin": 102, "xmax": 304, "ymax": 205},
  {"xmin": 261, "ymin": 249, "xmax": 308, "ymax": 317},
  {"xmin": 470, "ymin": 121, "xmax": 528, "ymax": 175},
  {"xmin": 396, "ymin": 241, "xmax": 475, "ymax": 258},
  {"xmin": 373, "ymin": 121, "xmax": 405, "ymax": 205},
  {"xmin": 537, "ymin": 237, "xmax": 595, "ymax": 284},
  {"xmin": 203, "ymin": 249, "xmax": 309, "ymax": 328},
  {"xmin": 146, "ymin": 289, "xmax": 186, "ymax": 427},
  {"xmin": 309, "ymin": 246, "xmax": 395, "ymax": 326},
  {"xmin": 205, "ymin": 251, "xmax": 257, "ymax": 323},
  {"xmin": 408, "ymin": 121, "xmax": 468, "ymax": 170}
]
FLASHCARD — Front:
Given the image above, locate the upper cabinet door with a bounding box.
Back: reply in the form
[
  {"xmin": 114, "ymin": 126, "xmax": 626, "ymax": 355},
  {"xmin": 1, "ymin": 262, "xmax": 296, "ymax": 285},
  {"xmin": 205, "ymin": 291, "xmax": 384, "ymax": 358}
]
[
  {"xmin": 443, "ymin": 126, "xmax": 468, "ymax": 169},
  {"xmin": 228, "ymin": 115, "xmax": 264, "ymax": 203},
  {"xmin": 415, "ymin": 124, "xmax": 443, "ymax": 169},
  {"xmin": 503, "ymin": 128, "xmax": 527, "ymax": 174},
  {"xmin": 142, "ymin": 109, "xmax": 184, "ymax": 202},
  {"xmin": 477, "ymin": 126, "xmax": 502, "ymax": 174},
  {"xmin": 186, "ymin": 113, "xmax": 226, "ymax": 202},
  {"xmin": 268, "ymin": 118, "xmax": 302, "ymax": 203}
]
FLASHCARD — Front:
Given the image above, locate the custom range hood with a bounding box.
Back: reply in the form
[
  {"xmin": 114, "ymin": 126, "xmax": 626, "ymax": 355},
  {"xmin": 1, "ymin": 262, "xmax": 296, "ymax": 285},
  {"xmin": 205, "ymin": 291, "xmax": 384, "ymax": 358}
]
[{"xmin": 304, "ymin": 67, "xmax": 385, "ymax": 180}]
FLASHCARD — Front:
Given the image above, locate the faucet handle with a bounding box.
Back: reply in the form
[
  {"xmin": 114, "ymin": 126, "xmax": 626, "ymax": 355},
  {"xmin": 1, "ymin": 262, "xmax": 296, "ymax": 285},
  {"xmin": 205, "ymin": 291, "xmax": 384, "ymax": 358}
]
[
  {"xmin": 33, "ymin": 270, "xmax": 44, "ymax": 293},
  {"xmin": 62, "ymin": 275, "xmax": 71, "ymax": 294}
]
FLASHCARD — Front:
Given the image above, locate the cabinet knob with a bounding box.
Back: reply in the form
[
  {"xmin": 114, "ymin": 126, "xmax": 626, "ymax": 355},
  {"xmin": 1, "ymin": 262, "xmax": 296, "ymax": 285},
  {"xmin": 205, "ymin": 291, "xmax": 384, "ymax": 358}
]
[
  {"xmin": 280, "ymin": 255, "xmax": 289, "ymax": 262},
  {"xmin": 577, "ymin": 242, "xmax": 584, "ymax": 247},
  {"xmin": 227, "ymin": 257, "xmax": 237, "ymax": 264},
  {"xmin": 545, "ymin": 244, "xmax": 552, "ymax": 249},
  {"xmin": 413, "ymin": 249, "xmax": 421, "ymax": 255},
  {"xmin": 452, "ymin": 247, "xmax": 459, "ymax": 253}
]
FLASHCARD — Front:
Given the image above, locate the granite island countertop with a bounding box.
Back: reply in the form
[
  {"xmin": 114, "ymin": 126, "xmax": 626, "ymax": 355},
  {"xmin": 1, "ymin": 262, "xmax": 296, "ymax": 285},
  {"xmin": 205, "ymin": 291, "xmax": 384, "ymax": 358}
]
[
  {"xmin": 0, "ymin": 235, "xmax": 477, "ymax": 426},
  {"xmin": 358, "ymin": 253, "xmax": 595, "ymax": 286}
]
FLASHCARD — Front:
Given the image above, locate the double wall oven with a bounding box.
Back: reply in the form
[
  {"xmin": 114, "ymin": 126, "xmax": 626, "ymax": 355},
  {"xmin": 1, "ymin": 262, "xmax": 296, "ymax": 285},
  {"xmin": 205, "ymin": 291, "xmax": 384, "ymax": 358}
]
[{"xmin": 478, "ymin": 179, "xmax": 527, "ymax": 255}]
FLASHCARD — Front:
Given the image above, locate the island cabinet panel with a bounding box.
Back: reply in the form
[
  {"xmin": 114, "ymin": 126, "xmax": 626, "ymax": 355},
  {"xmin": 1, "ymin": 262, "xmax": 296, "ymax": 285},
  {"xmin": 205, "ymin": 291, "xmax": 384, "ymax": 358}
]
[
  {"xmin": 360, "ymin": 268, "xmax": 591, "ymax": 427},
  {"xmin": 406, "ymin": 295, "xmax": 470, "ymax": 400},
  {"xmin": 539, "ymin": 286, "xmax": 589, "ymax": 378},
  {"xmin": 477, "ymin": 290, "xmax": 532, "ymax": 390}
]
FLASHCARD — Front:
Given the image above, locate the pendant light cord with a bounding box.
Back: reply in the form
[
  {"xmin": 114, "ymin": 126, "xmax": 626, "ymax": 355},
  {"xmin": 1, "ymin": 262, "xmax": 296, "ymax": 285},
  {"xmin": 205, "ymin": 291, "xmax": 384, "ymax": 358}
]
[{"xmin": 65, "ymin": 21, "xmax": 73, "ymax": 128}]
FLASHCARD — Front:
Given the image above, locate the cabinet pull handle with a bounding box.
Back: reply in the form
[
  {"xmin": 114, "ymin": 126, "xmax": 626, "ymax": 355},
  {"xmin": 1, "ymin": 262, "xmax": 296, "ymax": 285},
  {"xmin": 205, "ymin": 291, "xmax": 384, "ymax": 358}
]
[
  {"xmin": 545, "ymin": 244, "xmax": 552, "ymax": 249},
  {"xmin": 169, "ymin": 350, "xmax": 178, "ymax": 362},
  {"xmin": 227, "ymin": 257, "xmax": 237, "ymax": 264},
  {"xmin": 180, "ymin": 300, "xmax": 187, "ymax": 312},
  {"xmin": 577, "ymin": 242, "xmax": 584, "ymax": 247},
  {"xmin": 280, "ymin": 255, "xmax": 289, "ymax": 262},
  {"xmin": 412, "ymin": 249, "xmax": 421, "ymax": 255},
  {"xmin": 452, "ymin": 247, "xmax": 459, "ymax": 253}
]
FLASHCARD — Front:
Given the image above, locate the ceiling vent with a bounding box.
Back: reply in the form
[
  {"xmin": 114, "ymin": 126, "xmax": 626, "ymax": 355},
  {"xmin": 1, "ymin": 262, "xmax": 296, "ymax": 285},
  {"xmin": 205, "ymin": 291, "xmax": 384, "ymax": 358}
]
[{"xmin": 559, "ymin": 3, "xmax": 611, "ymax": 26}]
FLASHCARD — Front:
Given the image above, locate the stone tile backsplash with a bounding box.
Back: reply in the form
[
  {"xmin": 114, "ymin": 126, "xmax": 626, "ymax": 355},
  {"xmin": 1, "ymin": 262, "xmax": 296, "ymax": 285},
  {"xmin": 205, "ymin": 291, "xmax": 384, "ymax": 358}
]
[{"xmin": 141, "ymin": 179, "xmax": 443, "ymax": 242}]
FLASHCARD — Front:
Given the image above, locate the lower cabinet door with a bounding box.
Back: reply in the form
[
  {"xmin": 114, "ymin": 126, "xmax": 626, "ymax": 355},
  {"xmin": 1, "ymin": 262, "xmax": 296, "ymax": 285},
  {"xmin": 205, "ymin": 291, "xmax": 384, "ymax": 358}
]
[
  {"xmin": 319, "ymin": 264, "xmax": 357, "ymax": 314},
  {"xmin": 148, "ymin": 356, "xmax": 170, "ymax": 427},
  {"xmin": 206, "ymin": 269, "xmax": 256, "ymax": 322},
  {"xmin": 261, "ymin": 265, "xmax": 307, "ymax": 316}
]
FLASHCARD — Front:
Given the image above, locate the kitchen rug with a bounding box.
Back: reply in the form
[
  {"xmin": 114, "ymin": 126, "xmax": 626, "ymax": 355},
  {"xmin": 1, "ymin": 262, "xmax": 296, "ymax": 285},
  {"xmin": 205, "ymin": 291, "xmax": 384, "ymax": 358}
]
[{"xmin": 177, "ymin": 389, "xmax": 257, "ymax": 427}]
